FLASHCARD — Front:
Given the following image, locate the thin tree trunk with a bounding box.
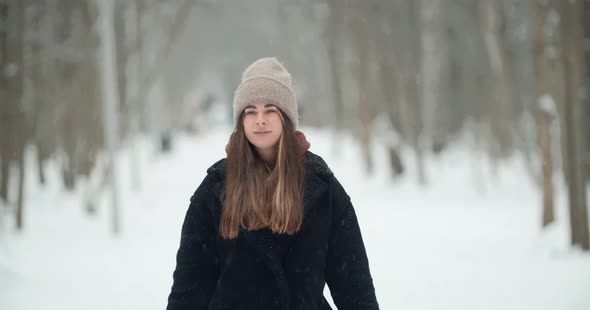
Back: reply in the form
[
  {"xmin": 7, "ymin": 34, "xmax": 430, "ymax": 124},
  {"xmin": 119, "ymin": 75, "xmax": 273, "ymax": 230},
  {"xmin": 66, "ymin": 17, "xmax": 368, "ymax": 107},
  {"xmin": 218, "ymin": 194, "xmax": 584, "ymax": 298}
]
[
  {"xmin": 0, "ymin": 156, "xmax": 9, "ymax": 202},
  {"xmin": 533, "ymin": 0, "xmax": 555, "ymax": 227},
  {"xmin": 1, "ymin": 0, "xmax": 25, "ymax": 222},
  {"xmin": 326, "ymin": 3, "xmax": 344, "ymax": 156},
  {"xmin": 0, "ymin": 156, "xmax": 7, "ymax": 203},
  {"xmin": 420, "ymin": 0, "xmax": 439, "ymax": 152},
  {"xmin": 480, "ymin": 0, "xmax": 514, "ymax": 155},
  {"xmin": 540, "ymin": 113, "xmax": 554, "ymax": 226},
  {"xmin": 128, "ymin": 0, "xmax": 141, "ymax": 191},
  {"xmin": 412, "ymin": 0, "xmax": 426, "ymax": 185},
  {"xmin": 15, "ymin": 151, "xmax": 25, "ymax": 230},
  {"xmin": 561, "ymin": 0, "xmax": 589, "ymax": 250},
  {"xmin": 352, "ymin": 5, "xmax": 374, "ymax": 174},
  {"xmin": 37, "ymin": 145, "xmax": 45, "ymax": 185},
  {"xmin": 99, "ymin": 0, "xmax": 122, "ymax": 236}
]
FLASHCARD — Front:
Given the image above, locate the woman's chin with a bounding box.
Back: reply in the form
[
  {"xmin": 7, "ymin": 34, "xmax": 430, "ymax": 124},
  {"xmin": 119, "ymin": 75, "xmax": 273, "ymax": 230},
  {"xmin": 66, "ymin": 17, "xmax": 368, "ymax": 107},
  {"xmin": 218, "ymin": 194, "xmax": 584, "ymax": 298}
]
[
  {"xmin": 249, "ymin": 138, "xmax": 278, "ymax": 150},
  {"xmin": 252, "ymin": 143, "xmax": 274, "ymax": 152}
]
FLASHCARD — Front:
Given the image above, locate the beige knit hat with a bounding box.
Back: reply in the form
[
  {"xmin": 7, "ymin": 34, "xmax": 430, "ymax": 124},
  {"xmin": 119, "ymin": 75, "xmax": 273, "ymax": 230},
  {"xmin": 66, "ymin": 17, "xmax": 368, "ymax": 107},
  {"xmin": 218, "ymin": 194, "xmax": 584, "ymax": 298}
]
[{"xmin": 233, "ymin": 57, "xmax": 298, "ymax": 129}]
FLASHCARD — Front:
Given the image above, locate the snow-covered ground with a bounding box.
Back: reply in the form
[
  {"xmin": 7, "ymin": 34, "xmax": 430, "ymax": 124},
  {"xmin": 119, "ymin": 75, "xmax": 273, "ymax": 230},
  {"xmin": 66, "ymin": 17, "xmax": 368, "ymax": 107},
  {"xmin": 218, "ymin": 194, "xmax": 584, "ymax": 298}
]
[{"xmin": 1, "ymin": 127, "xmax": 589, "ymax": 310}]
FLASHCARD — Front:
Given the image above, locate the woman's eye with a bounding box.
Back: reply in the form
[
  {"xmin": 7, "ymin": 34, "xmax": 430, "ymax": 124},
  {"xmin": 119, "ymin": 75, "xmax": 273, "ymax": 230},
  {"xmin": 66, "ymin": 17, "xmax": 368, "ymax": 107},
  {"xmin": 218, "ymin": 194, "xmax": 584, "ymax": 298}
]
[
  {"xmin": 245, "ymin": 111, "xmax": 255, "ymax": 115},
  {"xmin": 266, "ymin": 110, "xmax": 277, "ymax": 113}
]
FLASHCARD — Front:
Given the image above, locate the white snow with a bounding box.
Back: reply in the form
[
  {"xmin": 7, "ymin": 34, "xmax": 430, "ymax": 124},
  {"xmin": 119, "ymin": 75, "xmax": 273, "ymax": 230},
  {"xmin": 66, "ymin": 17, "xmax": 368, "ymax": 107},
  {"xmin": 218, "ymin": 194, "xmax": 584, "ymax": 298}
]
[
  {"xmin": 538, "ymin": 94, "xmax": 557, "ymax": 116},
  {"xmin": 1, "ymin": 126, "xmax": 589, "ymax": 310}
]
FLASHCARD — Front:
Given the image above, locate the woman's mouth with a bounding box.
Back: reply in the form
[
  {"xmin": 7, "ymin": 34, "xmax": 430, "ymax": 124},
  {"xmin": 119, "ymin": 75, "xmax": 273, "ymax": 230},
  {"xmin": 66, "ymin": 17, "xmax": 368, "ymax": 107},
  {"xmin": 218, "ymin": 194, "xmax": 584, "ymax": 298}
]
[{"xmin": 254, "ymin": 131, "xmax": 272, "ymax": 135}]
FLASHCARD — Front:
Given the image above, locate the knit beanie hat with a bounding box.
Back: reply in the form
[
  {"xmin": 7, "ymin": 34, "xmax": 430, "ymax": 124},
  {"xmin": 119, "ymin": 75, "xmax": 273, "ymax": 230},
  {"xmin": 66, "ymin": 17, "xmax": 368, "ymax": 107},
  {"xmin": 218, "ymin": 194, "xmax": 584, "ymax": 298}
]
[{"xmin": 233, "ymin": 57, "xmax": 298, "ymax": 129}]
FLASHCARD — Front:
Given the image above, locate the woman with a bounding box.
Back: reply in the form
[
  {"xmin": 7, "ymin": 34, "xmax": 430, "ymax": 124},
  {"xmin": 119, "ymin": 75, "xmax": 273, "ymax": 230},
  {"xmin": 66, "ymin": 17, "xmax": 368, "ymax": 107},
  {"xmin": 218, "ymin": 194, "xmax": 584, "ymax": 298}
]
[{"xmin": 167, "ymin": 57, "xmax": 379, "ymax": 310}]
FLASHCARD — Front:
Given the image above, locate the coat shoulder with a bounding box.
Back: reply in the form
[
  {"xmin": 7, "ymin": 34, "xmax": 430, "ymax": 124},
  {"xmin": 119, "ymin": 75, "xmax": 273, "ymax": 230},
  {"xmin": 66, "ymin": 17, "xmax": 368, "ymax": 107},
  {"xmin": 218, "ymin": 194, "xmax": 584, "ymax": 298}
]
[
  {"xmin": 206, "ymin": 158, "xmax": 227, "ymax": 180},
  {"xmin": 304, "ymin": 151, "xmax": 334, "ymax": 182},
  {"xmin": 188, "ymin": 158, "xmax": 226, "ymax": 205}
]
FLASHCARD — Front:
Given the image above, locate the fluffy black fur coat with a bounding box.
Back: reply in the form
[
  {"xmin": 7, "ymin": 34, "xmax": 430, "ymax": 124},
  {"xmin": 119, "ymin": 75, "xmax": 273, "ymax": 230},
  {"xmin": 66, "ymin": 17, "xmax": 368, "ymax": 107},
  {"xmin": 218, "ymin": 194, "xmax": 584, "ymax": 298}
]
[{"xmin": 166, "ymin": 152, "xmax": 379, "ymax": 310}]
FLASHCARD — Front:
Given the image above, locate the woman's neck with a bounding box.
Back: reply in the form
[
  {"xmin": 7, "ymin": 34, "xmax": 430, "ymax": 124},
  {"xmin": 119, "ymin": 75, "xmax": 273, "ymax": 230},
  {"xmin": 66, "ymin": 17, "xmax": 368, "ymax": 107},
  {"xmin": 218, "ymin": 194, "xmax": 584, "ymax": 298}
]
[{"xmin": 256, "ymin": 146, "xmax": 277, "ymax": 162}]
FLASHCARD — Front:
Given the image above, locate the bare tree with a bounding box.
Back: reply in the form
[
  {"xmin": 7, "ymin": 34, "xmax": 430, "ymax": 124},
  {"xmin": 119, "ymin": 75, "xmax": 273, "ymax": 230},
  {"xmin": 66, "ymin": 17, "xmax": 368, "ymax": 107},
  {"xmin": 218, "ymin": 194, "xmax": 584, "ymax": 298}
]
[
  {"xmin": 560, "ymin": 0, "xmax": 589, "ymax": 250},
  {"xmin": 532, "ymin": 0, "xmax": 555, "ymax": 227},
  {"xmin": 350, "ymin": 3, "xmax": 376, "ymax": 174},
  {"xmin": 325, "ymin": 0, "xmax": 345, "ymax": 152},
  {"xmin": 1, "ymin": 0, "xmax": 28, "ymax": 229},
  {"xmin": 383, "ymin": 0, "xmax": 426, "ymax": 184}
]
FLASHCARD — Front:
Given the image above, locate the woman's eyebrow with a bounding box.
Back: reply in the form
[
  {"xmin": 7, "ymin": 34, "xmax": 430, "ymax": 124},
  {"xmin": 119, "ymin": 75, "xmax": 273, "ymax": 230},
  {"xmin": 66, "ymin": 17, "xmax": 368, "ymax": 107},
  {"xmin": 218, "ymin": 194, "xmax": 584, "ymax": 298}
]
[{"xmin": 244, "ymin": 104, "xmax": 275, "ymax": 110}]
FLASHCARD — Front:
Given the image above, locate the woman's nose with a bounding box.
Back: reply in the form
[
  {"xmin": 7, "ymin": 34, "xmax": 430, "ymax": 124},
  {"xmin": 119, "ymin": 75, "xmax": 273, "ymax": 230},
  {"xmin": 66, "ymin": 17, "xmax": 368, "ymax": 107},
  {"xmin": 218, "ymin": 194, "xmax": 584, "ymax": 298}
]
[{"xmin": 256, "ymin": 114, "xmax": 266, "ymax": 125}]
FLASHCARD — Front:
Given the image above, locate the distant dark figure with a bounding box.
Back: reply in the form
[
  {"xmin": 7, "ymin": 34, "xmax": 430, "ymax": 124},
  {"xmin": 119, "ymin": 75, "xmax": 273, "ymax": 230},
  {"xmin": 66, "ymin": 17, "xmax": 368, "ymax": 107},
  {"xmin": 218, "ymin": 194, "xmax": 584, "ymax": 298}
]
[
  {"xmin": 160, "ymin": 129, "xmax": 172, "ymax": 153},
  {"xmin": 388, "ymin": 146, "xmax": 404, "ymax": 176}
]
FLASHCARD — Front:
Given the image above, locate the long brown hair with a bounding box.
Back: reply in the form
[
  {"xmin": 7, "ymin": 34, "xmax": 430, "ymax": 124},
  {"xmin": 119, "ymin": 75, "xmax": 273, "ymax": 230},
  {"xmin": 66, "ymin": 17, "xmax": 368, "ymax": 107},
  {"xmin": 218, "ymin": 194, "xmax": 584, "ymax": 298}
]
[{"xmin": 221, "ymin": 108, "xmax": 305, "ymax": 239}]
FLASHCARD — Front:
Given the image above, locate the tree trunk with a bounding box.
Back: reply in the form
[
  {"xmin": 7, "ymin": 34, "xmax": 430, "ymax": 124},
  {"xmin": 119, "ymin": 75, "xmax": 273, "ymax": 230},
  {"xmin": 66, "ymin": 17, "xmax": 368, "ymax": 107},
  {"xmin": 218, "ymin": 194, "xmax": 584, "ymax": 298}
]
[
  {"xmin": 0, "ymin": 155, "xmax": 7, "ymax": 203},
  {"xmin": 540, "ymin": 113, "xmax": 554, "ymax": 226},
  {"xmin": 533, "ymin": 0, "xmax": 555, "ymax": 227},
  {"xmin": 15, "ymin": 150, "xmax": 25, "ymax": 230},
  {"xmin": 99, "ymin": 0, "xmax": 122, "ymax": 236},
  {"xmin": 480, "ymin": 0, "xmax": 515, "ymax": 155},
  {"xmin": 37, "ymin": 145, "xmax": 46, "ymax": 185},
  {"xmin": 422, "ymin": 0, "xmax": 450, "ymax": 158},
  {"xmin": 2, "ymin": 0, "xmax": 26, "ymax": 227},
  {"xmin": 403, "ymin": 0, "xmax": 427, "ymax": 185},
  {"xmin": 351, "ymin": 5, "xmax": 374, "ymax": 174},
  {"xmin": 326, "ymin": 2, "xmax": 345, "ymax": 156},
  {"xmin": 561, "ymin": 0, "xmax": 589, "ymax": 250}
]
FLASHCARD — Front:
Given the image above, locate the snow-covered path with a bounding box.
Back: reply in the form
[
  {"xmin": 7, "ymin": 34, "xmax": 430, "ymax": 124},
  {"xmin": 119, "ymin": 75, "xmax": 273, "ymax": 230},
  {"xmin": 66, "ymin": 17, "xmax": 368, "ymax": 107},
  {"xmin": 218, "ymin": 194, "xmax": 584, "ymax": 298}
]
[{"xmin": 1, "ymin": 128, "xmax": 589, "ymax": 310}]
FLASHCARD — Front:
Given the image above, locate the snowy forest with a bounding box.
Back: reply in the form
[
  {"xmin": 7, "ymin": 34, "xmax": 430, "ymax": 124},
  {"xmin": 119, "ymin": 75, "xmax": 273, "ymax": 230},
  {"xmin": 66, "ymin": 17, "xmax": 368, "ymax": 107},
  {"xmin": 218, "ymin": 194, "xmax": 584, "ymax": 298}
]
[{"xmin": 1, "ymin": 0, "xmax": 590, "ymax": 309}]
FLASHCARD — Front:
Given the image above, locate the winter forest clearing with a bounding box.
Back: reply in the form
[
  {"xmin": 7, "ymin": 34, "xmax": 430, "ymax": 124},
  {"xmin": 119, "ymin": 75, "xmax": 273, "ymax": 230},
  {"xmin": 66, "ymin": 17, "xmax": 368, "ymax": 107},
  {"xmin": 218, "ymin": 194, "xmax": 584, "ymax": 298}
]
[
  {"xmin": 2, "ymin": 0, "xmax": 590, "ymax": 309},
  {"xmin": 1, "ymin": 129, "xmax": 589, "ymax": 310}
]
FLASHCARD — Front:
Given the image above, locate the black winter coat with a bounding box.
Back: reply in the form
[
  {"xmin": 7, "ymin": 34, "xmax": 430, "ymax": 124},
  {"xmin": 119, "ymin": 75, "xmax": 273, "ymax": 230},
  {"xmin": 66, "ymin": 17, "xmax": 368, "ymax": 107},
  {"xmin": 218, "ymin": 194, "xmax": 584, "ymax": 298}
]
[{"xmin": 166, "ymin": 152, "xmax": 379, "ymax": 310}]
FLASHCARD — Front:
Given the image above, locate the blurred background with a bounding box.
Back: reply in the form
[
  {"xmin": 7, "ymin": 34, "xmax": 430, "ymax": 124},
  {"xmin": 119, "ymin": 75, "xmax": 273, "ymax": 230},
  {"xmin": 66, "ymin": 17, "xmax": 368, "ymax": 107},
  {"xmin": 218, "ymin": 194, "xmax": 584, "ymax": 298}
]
[{"xmin": 1, "ymin": 0, "xmax": 590, "ymax": 309}]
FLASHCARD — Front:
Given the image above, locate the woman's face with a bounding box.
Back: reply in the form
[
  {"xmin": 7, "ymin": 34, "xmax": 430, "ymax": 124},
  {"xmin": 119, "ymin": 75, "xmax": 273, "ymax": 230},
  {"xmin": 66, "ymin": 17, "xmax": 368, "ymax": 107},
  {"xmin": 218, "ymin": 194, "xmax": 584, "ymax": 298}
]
[{"xmin": 242, "ymin": 101, "xmax": 284, "ymax": 159}]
